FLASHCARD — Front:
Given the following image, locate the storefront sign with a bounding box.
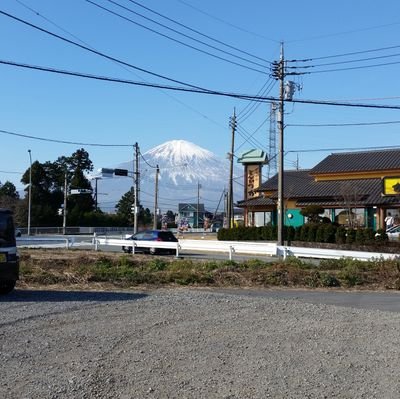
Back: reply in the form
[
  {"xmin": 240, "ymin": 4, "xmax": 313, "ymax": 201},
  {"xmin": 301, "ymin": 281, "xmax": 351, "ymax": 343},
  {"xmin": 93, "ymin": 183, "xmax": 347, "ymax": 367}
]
[{"xmin": 383, "ymin": 177, "xmax": 400, "ymax": 195}]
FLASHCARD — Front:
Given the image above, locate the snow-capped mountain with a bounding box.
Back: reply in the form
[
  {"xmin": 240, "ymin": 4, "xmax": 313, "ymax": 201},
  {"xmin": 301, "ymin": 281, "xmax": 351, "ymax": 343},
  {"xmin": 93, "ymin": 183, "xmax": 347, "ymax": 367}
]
[{"xmin": 95, "ymin": 140, "xmax": 243, "ymax": 213}]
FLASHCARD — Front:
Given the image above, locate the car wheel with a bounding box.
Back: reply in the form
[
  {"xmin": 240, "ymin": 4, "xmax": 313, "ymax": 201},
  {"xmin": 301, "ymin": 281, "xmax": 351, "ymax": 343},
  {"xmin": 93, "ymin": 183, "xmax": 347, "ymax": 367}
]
[
  {"xmin": 149, "ymin": 247, "xmax": 157, "ymax": 255},
  {"xmin": 0, "ymin": 280, "xmax": 16, "ymax": 295}
]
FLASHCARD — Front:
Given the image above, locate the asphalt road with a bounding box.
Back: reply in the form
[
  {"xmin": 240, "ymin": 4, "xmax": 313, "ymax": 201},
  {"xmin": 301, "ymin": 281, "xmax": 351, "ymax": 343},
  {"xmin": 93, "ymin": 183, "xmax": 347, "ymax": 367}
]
[{"xmin": 211, "ymin": 288, "xmax": 400, "ymax": 313}]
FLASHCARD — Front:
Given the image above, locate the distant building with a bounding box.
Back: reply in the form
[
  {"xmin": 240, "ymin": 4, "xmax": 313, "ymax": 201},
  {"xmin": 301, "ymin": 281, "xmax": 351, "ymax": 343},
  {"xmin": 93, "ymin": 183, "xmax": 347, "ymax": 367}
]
[
  {"xmin": 178, "ymin": 203, "xmax": 205, "ymax": 228},
  {"xmin": 237, "ymin": 149, "xmax": 400, "ymax": 230}
]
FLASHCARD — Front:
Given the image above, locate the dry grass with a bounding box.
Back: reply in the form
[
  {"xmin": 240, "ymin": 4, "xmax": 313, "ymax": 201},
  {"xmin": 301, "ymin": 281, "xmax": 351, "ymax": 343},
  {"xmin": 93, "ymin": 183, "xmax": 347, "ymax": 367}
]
[{"xmin": 17, "ymin": 248, "xmax": 400, "ymax": 291}]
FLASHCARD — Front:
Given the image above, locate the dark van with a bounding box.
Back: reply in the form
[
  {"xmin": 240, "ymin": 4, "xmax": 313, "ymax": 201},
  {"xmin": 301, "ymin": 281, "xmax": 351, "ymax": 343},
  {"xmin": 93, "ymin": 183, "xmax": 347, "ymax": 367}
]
[{"xmin": 0, "ymin": 209, "xmax": 19, "ymax": 294}]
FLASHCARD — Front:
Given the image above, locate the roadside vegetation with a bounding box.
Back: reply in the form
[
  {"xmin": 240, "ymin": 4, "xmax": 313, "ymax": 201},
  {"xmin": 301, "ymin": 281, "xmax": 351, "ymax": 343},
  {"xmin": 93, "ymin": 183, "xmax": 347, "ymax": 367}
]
[{"xmin": 18, "ymin": 249, "xmax": 400, "ymax": 291}]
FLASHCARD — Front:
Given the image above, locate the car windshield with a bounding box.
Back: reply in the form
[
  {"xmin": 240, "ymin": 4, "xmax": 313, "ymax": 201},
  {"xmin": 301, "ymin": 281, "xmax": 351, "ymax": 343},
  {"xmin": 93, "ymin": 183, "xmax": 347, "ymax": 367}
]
[{"xmin": 0, "ymin": 210, "xmax": 16, "ymax": 248}]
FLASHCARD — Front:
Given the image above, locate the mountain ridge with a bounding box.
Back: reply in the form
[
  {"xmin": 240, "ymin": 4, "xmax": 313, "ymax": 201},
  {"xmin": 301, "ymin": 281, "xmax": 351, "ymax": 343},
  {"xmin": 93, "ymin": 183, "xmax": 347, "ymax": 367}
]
[{"xmin": 95, "ymin": 139, "xmax": 242, "ymax": 213}]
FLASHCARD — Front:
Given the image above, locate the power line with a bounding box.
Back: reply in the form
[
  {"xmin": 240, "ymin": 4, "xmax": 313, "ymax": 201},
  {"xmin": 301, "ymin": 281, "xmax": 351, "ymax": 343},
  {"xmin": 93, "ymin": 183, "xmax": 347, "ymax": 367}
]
[
  {"xmin": 124, "ymin": 0, "xmax": 271, "ymax": 64},
  {"xmin": 236, "ymin": 125, "xmax": 267, "ymax": 151},
  {"xmin": 0, "ymin": 169, "xmax": 23, "ymax": 174},
  {"xmin": 13, "ymin": 0, "xmax": 230, "ymax": 137},
  {"xmin": 286, "ymin": 22, "xmax": 400, "ymax": 45},
  {"xmin": 237, "ymin": 79, "xmax": 276, "ymax": 122},
  {"xmin": 139, "ymin": 152, "xmax": 157, "ymax": 169},
  {"xmin": 289, "ymin": 44, "xmax": 400, "ymax": 62},
  {"xmin": 176, "ymin": 0, "xmax": 280, "ymax": 43},
  {"xmin": 287, "ymin": 51, "xmax": 400, "ymax": 69},
  {"xmin": 0, "ymin": 128, "xmax": 133, "ymax": 146},
  {"xmin": 293, "ymin": 59, "xmax": 400, "ymax": 74},
  {"xmin": 287, "ymin": 144, "xmax": 400, "ymax": 153},
  {"xmin": 3, "ymin": 59, "xmax": 400, "ymax": 110},
  {"xmin": 85, "ymin": 0, "xmax": 269, "ymax": 74},
  {"xmin": 287, "ymin": 120, "xmax": 400, "ymax": 127},
  {"xmin": 0, "ymin": 9, "xmax": 211, "ymax": 91}
]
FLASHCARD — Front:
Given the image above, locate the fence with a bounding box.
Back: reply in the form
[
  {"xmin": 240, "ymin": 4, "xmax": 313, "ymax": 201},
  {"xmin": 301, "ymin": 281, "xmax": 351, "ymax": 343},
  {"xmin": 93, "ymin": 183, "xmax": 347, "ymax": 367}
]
[{"xmin": 15, "ymin": 234, "xmax": 399, "ymax": 261}]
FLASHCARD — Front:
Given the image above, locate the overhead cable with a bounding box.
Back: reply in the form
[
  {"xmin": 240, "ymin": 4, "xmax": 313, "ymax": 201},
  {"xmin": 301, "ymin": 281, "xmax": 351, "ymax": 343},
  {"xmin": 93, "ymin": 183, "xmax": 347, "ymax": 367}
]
[
  {"xmin": 124, "ymin": 0, "xmax": 271, "ymax": 63},
  {"xmin": 3, "ymin": 59, "xmax": 400, "ymax": 110},
  {"xmin": 287, "ymin": 120, "xmax": 400, "ymax": 127},
  {"xmin": 101, "ymin": 0, "xmax": 270, "ymax": 67},
  {"xmin": 85, "ymin": 0, "xmax": 268, "ymax": 74},
  {"xmin": 0, "ymin": 128, "xmax": 133, "ymax": 146},
  {"xmin": 0, "ymin": 9, "xmax": 211, "ymax": 91},
  {"xmin": 289, "ymin": 44, "xmax": 400, "ymax": 62}
]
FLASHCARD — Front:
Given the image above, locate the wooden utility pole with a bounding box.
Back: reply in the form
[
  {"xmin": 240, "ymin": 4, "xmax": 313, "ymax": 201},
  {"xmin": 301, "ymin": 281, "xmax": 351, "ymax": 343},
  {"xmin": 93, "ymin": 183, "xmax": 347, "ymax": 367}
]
[
  {"xmin": 228, "ymin": 109, "xmax": 237, "ymax": 228},
  {"xmin": 153, "ymin": 165, "xmax": 159, "ymax": 230}
]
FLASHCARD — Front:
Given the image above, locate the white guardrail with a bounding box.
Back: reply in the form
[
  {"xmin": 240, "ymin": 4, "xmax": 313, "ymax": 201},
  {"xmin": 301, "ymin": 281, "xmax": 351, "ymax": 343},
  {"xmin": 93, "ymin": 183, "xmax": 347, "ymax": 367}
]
[
  {"xmin": 16, "ymin": 236, "xmax": 399, "ymax": 261},
  {"xmin": 16, "ymin": 237, "xmax": 73, "ymax": 249},
  {"xmin": 93, "ymin": 237, "xmax": 399, "ymax": 261}
]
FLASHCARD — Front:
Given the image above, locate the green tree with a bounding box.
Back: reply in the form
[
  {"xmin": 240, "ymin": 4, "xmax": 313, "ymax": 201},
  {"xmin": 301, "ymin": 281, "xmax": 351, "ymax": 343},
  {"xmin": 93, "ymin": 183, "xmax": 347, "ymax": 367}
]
[
  {"xmin": 300, "ymin": 205, "xmax": 325, "ymax": 224},
  {"xmin": 20, "ymin": 148, "xmax": 95, "ymax": 227},
  {"xmin": 116, "ymin": 187, "xmax": 152, "ymax": 228},
  {"xmin": 0, "ymin": 181, "xmax": 19, "ymax": 199},
  {"xmin": 21, "ymin": 160, "xmax": 63, "ymax": 226},
  {"xmin": 56, "ymin": 148, "xmax": 95, "ymax": 225},
  {"xmin": 0, "ymin": 181, "xmax": 21, "ymax": 222},
  {"xmin": 116, "ymin": 187, "xmax": 135, "ymax": 224}
]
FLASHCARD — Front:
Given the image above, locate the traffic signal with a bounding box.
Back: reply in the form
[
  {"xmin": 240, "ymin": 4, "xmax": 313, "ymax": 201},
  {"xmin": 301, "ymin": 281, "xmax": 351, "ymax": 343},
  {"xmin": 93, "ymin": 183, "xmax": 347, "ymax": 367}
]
[
  {"xmin": 114, "ymin": 169, "xmax": 128, "ymax": 176},
  {"xmin": 57, "ymin": 208, "xmax": 63, "ymax": 215}
]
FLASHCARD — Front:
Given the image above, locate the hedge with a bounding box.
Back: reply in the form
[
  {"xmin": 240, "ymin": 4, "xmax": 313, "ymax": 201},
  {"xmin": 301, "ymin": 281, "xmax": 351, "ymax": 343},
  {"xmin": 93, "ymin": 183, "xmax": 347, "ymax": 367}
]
[{"xmin": 217, "ymin": 223, "xmax": 387, "ymax": 245}]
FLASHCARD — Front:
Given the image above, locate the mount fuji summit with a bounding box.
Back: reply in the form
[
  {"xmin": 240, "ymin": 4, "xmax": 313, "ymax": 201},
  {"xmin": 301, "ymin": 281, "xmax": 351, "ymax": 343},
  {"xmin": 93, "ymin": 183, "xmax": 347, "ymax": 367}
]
[{"xmin": 96, "ymin": 140, "xmax": 243, "ymax": 213}]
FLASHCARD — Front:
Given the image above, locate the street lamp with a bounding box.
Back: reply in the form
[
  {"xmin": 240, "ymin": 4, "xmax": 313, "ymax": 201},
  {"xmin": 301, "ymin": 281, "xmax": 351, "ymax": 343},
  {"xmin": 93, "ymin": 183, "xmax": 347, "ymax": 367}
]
[{"xmin": 28, "ymin": 149, "xmax": 32, "ymax": 236}]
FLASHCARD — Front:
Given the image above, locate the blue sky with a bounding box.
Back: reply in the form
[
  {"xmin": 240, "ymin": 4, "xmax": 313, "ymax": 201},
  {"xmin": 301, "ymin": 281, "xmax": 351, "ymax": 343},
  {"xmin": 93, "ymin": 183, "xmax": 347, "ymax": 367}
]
[{"xmin": 1, "ymin": 0, "xmax": 400, "ymax": 193}]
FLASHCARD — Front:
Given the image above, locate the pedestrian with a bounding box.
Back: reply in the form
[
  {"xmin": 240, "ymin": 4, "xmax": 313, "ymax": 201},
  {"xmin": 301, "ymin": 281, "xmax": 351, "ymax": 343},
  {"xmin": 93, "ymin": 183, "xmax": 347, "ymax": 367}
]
[{"xmin": 384, "ymin": 212, "xmax": 394, "ymax": 230}]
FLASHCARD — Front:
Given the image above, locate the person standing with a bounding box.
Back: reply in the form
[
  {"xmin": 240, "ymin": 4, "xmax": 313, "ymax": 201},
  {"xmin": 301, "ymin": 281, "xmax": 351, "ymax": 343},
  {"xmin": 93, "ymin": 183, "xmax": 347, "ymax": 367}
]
[{"xmin": 384, "ymin": 212, "xmax": 394, "ymax": 230}]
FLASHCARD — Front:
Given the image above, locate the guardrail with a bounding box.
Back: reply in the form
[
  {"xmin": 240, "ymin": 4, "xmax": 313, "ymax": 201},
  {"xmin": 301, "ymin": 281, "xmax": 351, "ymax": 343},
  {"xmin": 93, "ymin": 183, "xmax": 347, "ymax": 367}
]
[
  {"xmin": 94, "ymin": 236, "xmax": 399, "ymax": 261},
  {"xmin": 93, "ymin": 237, "xmax": 277, "ymax": 260},
  {"xmin": 16, "ymin": 235, "xmax": 399, "ymax": 262},
  {"xmin": 279, "ymin": 246, "xmax": 398, "ymax": 261},
  {"xmin": 16, "ymin": 236, "xmax": 73, "ymax": 249}
]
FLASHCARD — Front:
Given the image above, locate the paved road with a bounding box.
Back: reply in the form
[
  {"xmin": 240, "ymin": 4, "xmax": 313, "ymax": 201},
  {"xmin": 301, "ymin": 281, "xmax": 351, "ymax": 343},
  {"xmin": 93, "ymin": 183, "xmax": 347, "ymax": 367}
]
[{"xmin": 212, "ymin": 288, "xmax": 400, "ymax": 313}]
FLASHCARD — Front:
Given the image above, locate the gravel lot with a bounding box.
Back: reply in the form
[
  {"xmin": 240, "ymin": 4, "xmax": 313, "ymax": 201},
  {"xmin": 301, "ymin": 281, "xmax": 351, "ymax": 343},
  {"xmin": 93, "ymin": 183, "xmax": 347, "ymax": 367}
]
[{"xmin": 1, "ymin": 288, "xmax": 400, "ymax": 399}]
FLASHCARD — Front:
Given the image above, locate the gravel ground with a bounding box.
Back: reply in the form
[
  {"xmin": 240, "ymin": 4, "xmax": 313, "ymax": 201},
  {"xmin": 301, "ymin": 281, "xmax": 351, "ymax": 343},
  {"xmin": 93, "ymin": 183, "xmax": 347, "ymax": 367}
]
[{"xmin": 1, "ymin": 288, "xmax": 400, "ymax": 399}]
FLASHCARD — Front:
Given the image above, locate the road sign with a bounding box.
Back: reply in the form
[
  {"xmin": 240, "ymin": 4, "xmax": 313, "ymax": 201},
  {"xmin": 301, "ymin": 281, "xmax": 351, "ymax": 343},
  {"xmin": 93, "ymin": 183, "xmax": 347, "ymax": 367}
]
[{"xmin": 70, "ymin": 189, "xmax": 92, "ymax": 195}]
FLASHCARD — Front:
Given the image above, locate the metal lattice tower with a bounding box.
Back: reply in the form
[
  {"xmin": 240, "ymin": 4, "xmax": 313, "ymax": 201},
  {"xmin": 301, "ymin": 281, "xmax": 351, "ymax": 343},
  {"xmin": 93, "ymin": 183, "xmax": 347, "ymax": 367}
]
[{"xmin": 268, "ymin": 102, "xmax": 277, "ymax": 178}]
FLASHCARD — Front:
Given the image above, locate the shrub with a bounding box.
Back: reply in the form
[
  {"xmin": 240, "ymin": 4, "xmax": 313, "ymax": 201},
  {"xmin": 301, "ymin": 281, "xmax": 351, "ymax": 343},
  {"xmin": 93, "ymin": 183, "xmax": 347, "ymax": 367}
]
[
  {"xmin": 315, "ymin": 225, "xmax": 325, "ymax": 243},
  {"xmin": 346, "ymin": 229, "xmax": 356, "ymax": 244},
  {"xmin": 285, "ymin": 226, "xmax": 296, "ymax": 243},
  {"xmin": 304, "ymin": 270, "xmax": 321, "ymax": 287},
  {"xmin": 147, "ymin": 258, "xmax": 168, "ymax": 271},
  {"xmin": 335, "ymin": 226, "xmax": 347, "ymax": 244},
  {"xmin": 320, "ymin": 273, "xmax": 341, "ymax": 287},
  {"xmin": 323, "ymin": 224, "xmax": 337, "ymax": 243},
  {"xmin": 307, "ymin": 224, "xmax": 318, "ymax": 242},
  {"xmin": 300, "ymin": 225, "xmax": 309, "ymax": 242}
]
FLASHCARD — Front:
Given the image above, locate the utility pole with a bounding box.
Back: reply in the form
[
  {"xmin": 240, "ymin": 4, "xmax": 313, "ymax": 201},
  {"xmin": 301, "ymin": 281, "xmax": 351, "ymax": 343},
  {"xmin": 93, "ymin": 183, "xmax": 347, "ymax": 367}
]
[
  {"xmin": 63, "ymin": 170, "xmax": 67, "ymax": 235},
  {"xmin": 134, "ymin": 142, "xmax": 140, "ymax": 234},
  {"xmin": 277, "ymin": 43, "xmax": 285, "ymax": 246},
  {"xmin": 27, "ymin": 149, "xmax": 32, "ymax": 236},
  {"xmin": 93, "ymin": 177, "xmax": 101, "ymax": 211},
  {"xmin": 228, "ymin": 108, "xmax": 237, "ymax": 228},
  {"xmin": 197, "ymin": 181, "xmax": 200, "ymax": 229},
  {"xmin": 153, "ymin": 165, "xmax": 159, "ymax": 230}
]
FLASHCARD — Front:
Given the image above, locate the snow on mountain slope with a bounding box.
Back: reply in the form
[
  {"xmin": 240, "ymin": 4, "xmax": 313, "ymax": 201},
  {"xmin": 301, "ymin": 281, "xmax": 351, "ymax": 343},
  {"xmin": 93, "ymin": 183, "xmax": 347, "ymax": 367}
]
[{"xmin": 95, "ymin": 140, "xmax": 243, "ymax": 213}]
